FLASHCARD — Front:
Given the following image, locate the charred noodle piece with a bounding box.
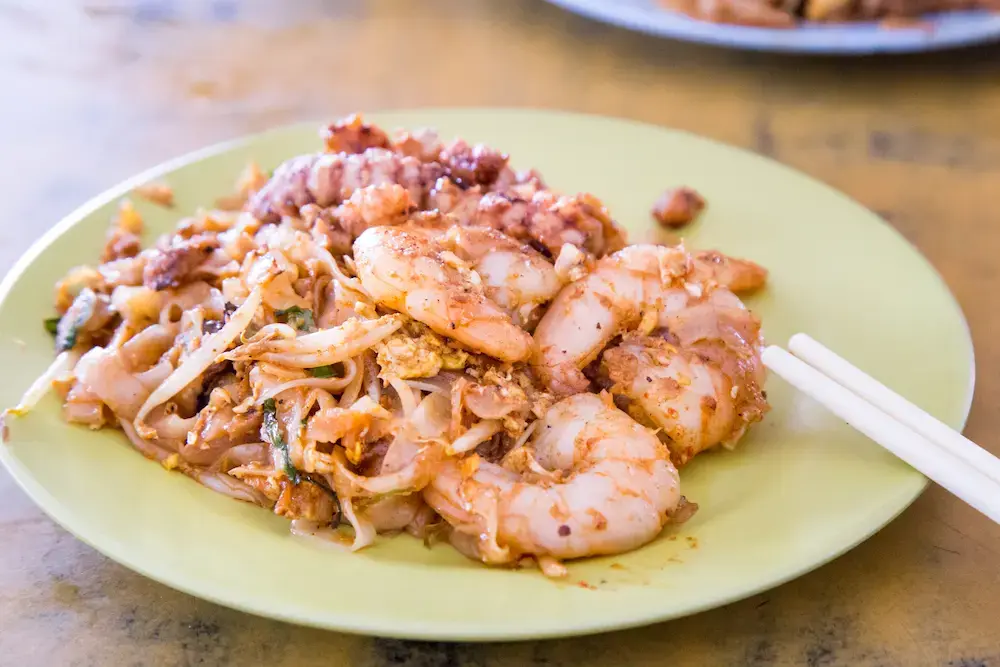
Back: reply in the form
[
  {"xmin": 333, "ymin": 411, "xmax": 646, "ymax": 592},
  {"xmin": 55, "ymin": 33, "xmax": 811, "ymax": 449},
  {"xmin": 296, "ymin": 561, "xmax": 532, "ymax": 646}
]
[{"xmin": 249, "ymin": 149, "xmax": 445, "ymax": 223}]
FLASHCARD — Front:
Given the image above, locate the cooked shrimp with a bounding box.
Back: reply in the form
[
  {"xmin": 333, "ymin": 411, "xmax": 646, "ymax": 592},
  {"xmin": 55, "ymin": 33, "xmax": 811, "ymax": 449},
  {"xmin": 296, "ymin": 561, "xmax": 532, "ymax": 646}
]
[
  {"xmin": 533, "ymin": 243, "xmax": 767, "ymax": 457},
  {"xmin": 423, "ymin": 393, "xmax": 681, "ymax": 569},
  {"xmin": 601, "ymin": 334, "xmax": 764, "ymax": 466},
  {"xmin": 532, "ymin": 244, "xmax": 693, "ymax": 396},
  {"xmin": 692, "ymin": 250, "xmax": 768, "ymax": 294},
  {"xmin": 389, "ymin": 219, "xmax": 562, "ymax": 324},
  {"xmin": 353, "ymin": 226, "xmax": 533, "ymax": 362},
  {"xmin": 441, "ymin": 226, "xmax": 562, "ymax": 327}
]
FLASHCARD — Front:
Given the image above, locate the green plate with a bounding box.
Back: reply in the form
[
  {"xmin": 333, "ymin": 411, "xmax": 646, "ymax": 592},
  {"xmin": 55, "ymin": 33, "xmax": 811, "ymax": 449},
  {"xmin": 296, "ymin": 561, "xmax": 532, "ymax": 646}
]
[{"xmin": 0, "ymin": 110, "xmax": 974, "ymax": 641}]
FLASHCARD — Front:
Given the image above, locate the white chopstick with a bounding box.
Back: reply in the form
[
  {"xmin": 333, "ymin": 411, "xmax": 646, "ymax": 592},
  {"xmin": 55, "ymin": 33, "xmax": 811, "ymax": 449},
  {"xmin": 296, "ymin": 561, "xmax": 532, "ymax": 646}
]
[
  {"xmin": 788, "ymin": 333, "xmax": 1000, "ymax": 486},
  {"xmin": 762, "ymin": 344, "xmax": 1000, "ymax": 525}
]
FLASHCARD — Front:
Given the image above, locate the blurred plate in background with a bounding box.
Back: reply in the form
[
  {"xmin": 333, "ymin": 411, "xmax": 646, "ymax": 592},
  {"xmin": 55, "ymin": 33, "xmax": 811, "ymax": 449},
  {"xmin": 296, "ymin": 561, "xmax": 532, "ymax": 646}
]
[{"xmin": 544, "ymin": 0, "xmax": 1000, "ymax": 54}]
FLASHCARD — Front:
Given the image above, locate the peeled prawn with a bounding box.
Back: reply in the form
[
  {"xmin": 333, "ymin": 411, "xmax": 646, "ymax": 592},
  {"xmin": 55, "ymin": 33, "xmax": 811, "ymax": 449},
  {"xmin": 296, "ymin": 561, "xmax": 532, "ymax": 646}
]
[
  {"xmin": 353, "ymin": 226, "xmax": 533, "ymax": 362},
  {"xmin": 532, "ymin": 244, "xmax": 768, "ymax": 461},
  {"xmin": 387, "ymin": 220, "xmax": 562, "ymax": 326},
  {"xmin": 692, "ymin": 250, "xmax": 768, "ymax": 294},
  {"xmin": 440, "ymin": 226, "xmax": 561, "ymax": 327},
  {"xmin": 423, "ymin": 393, "xmax": 681, "ymax": 569},
  {"xmin": 602, "ymin": 335, "xmax": 759, "ymax": 466},
  {"xmin": 532, "ymin": 244, "xmax": 693, "ymax": 396}
]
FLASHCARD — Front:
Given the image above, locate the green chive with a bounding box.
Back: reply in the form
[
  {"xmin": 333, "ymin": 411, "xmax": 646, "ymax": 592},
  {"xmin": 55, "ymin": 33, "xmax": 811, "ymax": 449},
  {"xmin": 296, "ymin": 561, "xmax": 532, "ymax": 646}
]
[
  {"xmin": 309, "ymin": 365, "xmax": 335, "ymax": 378},
  {"xmin": 274, "ymin": 306, "xmax": 315, "ymax": 332},
  {"xmin": 261, "ymin": 398, "xmax": 300, "ymax": 484}
]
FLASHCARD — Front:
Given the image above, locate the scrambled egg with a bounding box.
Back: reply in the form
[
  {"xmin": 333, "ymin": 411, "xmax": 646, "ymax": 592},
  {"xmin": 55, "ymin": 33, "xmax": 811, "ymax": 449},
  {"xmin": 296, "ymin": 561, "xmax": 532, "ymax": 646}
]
[{"xmin": 375, "ymin": 319, "xmax": 468, "ymax": 379}]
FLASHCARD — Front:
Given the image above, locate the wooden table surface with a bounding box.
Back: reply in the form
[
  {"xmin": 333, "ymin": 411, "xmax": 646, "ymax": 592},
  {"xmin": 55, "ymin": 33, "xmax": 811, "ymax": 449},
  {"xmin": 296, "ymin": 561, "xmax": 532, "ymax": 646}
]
[{"xmin": 3, "ymin": 2, "xmax": 1000, "ymax": 665}]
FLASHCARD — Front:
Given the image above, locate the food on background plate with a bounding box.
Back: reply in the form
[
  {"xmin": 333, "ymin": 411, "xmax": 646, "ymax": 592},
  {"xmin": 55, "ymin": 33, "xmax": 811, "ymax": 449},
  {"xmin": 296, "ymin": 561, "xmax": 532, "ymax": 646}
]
[
  {"xmin": 659, "ymin": 0, "xmax": 1000, "ymax": 27},
  {"xmin": 5, "ymin": 114, "xmax": 769, "ymax": 576}
]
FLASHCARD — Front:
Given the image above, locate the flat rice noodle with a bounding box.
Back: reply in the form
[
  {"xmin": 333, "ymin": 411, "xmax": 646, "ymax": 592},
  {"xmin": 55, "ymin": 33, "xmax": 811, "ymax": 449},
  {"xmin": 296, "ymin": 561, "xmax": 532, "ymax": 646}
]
[
  {"xmin": 118, "ymin": 323, "xmax": 178, "ymax": 370},
  {"xmin": 232, "ymin": 315, "xmax": 401, "ymax": 368},
  {"xmin": 289, "ymin": 519, "xmax": 351, "ymax": 549},
  {"xmin": 162, "ymin": 282, "xmax": 225, "ymax": 317},
  {"xmin": 195, "ymin": 470, "xmax": 270, "ymax": 505},
  {"xmin": 341, "ymin": 497, "xmax": 377, "ymax": 551},
  {"xmin": 448, "ymin": 419, "xmax": 501, "ymax": 455},
  {"xmin": 62, "ymin": 390, "xmax": 107, "ymax": 428},
  {"xmin": 410, "ymin": 391, "xmax": 450, "ymax": 440},
  {"xmin": 363, "ymin": 494, "xmax": 424, "ymax": 532},
  {"xmin": 145, "ymin": 411, "xmax": 197, "ymax": 440},
  {"xmin": 404, "ymin": 501, "xmax": 443, "ymax": 540},
  {"xmin": 5, "ymin": 351, "xmax": 78, "ymax": 419},
  {"xmin": 135, "ymin": 359, "xmax": 175, "ymax": 391},
  {"xmin": 363, "ymin": 353, "xmax": 381, "ymax": 403},
  {"xmin": 336, "ymin": 355, "xmax": 365, "ymax": 407},
  {"xmin": 388, "ymin": 377, "xmax": 418, "ymax": 418},
  {"xmin": 212, "ymin": 442, "xmax": 270, "ymax": 471},
  {"xmin": 464, "ymin": 385, "xmax": 524, "ymax": 420},
  {"xmin": 332, "ymin": 441, "xmax": 442, "ymax": 497},
  {"xmin": 134, "ymin": 287, "xmax": 262, "ymax": 432},
  {"xmin": 255, "ymin": 368, "xmax": 357, "ymax": 406},
  {"xmin": 306, "ymin": 396, "xmax": 391, "ymax": 445},
  {"xmin": 123, "ymin": 421, "xmax": 268, "ymax": 505},
  {"xmin": 121, "ymin": 421, "xmax": 176, "ymax": 462},
  {"xmin": 75, "ymin": 347, "xmax": 153, "ymax": 420}
]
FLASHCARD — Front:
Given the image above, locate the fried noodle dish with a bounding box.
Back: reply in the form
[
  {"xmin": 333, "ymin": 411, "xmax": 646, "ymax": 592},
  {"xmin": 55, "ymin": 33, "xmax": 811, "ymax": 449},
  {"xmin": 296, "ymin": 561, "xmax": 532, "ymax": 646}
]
[
  {"xmin": 658, "ymin": 0, "xmax": 1000, "ymax": 28},
  {"xmin": 7, "ymin": 114, "xmax": 771, "ymax": 577}
]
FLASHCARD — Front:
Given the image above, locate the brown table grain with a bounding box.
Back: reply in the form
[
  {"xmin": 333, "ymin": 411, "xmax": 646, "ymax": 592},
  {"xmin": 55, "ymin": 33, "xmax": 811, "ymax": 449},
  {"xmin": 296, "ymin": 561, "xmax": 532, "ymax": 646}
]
[{"xmin": 3, "ymin": 2, "xmax": 1000, "ymax": 665}]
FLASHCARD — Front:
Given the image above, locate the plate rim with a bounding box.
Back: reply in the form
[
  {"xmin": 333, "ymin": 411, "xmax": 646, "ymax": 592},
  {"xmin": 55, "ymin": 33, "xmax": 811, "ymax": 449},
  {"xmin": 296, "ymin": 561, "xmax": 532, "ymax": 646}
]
[
  {"xmin": 0, "ymin": 108, "xmax": 977, "ymax": 640},
  {"xmin": 542, "ymin": 0, "xmax": 1000, "ymax": 54}
]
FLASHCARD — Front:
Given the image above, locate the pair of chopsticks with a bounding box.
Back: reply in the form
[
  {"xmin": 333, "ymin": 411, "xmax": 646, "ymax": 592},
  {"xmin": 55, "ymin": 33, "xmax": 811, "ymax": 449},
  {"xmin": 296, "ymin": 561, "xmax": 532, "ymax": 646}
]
[{"xmin": 762, "ymin": 335, "xmax": 1000, "ymax": 525}]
